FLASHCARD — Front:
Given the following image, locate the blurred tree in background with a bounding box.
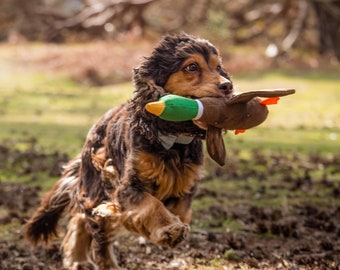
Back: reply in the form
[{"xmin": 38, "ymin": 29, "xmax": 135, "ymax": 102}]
[{"xmin": 0, "ymin": 0, "xmax": 339, "ymax": 60}]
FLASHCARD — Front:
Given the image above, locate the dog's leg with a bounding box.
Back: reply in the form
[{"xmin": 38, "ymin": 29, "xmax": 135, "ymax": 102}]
[
  {"xmin": 87, "ymin": 216, "xmax": 122, "ymax": 270},
  {"xmin": 118, "ymin": 184, "xmax": 190, "ymax": 248},
  {"xmin": 164, "ymin": 194, "xmax": 195, "ymax": 225},
  {"xmin": 62, "ymin": 213, "xmax": 97, "ymax": 270}
]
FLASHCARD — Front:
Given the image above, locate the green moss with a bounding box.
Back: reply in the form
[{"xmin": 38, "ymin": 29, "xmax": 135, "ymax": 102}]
[{"xmin": 223, "ymin": 249, "xmax": 241, "ymax": 262}]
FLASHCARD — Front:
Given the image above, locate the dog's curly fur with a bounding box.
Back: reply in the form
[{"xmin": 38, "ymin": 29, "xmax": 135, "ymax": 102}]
[{"xmin": 23, "ymin": 33, "xmax": 233, "ymax": 269}]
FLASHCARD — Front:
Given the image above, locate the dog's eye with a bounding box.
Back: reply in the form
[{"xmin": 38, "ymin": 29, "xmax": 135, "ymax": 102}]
[
  {"xmin": 183, "ymin": 63, "xmax": 199, "ymax": 73},
  {"xmin": 217, "ymin": 65, "xmax": 225, "ymax": 74},
  {"xmin": 217, "ymin": 65, "xmax": 228, "ymax": 77}
]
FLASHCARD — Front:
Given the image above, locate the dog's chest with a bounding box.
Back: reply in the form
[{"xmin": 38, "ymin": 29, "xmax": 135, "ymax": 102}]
[{"xmin": 135, "ymin": 151, "xmax": 201, "ymax": 201}]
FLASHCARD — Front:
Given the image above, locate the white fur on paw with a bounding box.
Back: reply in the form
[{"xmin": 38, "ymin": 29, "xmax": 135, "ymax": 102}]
[{"xmin": 92, "ymin": 203, "xmax": 119, "ymax": 217}]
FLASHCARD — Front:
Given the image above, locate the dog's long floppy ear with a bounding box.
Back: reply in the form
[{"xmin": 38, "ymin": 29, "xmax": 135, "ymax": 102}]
[
  {"xmin": 206, "ymin": 125, "xmax": 226, "ymax": 166},
  {"xmin": 130, "ymin": 67, "xmax": 168, "ymax": 143},
  {"xmin": 132, "ymin": 68, "xmax": 167, "ymax": 106}
]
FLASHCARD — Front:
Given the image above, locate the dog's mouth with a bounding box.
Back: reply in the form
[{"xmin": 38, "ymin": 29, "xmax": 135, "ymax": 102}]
[
  {"xmin": 189, "ymin": 91, "xmax": 227, "ymax": 100},
  {"xmin": 189, "ymin": 87, "xmax": 234, "ymax": 101},
  {"xmin": 188, "ymin": 83, "xmax": 234, "ymax": 100}
]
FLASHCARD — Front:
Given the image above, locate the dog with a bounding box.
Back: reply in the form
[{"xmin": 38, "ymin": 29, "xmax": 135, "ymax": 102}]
[{"xmin": 23, "ymin": 33, "xmax": 233, "ymax": 269}]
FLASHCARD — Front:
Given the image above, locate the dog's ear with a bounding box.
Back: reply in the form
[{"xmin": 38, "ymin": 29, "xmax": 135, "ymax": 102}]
[
  {"xmin": 133, "ymin": 68, "xmax": 166, "ymax": 101},
  {"xmin": 206, "ymin": 126, "xmax": 226, "ymax": 166},
  {"xmin": 130, "ymin": 67, "xmax": 169, "ymax": 143}
]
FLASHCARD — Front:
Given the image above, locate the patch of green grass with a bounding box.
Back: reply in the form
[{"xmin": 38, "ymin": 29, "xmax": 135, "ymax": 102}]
[
  {"xmin": 234, "ymin": 70, "xmax": 340, "ymax": 129},
  {"xmin": 0, "ymin": 122, "xmax": 87, "ymax": 154},
  {"xmin": 0, "ymin": 69, "xmax": 134, "ymax": 155},
  {"xmin": 0, "ymin": 73, "xmax": 133, "ymax": 126},
  {"xmin": 222, "ymin": 218, "xmax": 244, "ymax": 233},
  {"xmin": 223, "ymin": 249, "xmax": 241, "ymax": 262},
  {"xmin": 225, "ymin": 127, "xmax": 340, "ymax": 154},
  {"xmin": 0, "ymin": 221, "xmax": 21, "ymax": 241},
  {"xmin": 192, "ymin": 196, "xmax": 217, "ymax": 212}
]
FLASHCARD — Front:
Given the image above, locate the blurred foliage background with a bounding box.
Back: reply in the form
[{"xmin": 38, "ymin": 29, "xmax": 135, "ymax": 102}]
[{"xmin": 1, "ymin": 0, "xmax": 339, "ymax": 59}]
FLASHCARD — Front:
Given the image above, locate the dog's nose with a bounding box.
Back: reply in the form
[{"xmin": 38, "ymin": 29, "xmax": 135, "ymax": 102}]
[{"xmin": 219, "ymin": 78, "xmax": 233, "ymax": 92}]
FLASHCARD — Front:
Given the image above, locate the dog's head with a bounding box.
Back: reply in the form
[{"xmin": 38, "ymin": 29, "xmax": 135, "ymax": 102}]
[
  {"xmin": 131, "ymin": 34, "xmax": 231, "ymax": 165},
  {"xmin": 137, "ymin": 33, "xmax": 233, "ymax": 98}
]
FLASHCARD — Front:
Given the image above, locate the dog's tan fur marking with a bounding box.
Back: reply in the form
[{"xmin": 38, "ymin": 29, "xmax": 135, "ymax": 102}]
[
  {"xmin": 120, "ymin": 192, "xmax": 189, "ymax": 248},
  {"xmin": 135, "ymin": 151, "xmax": 201, "ymax": 201}
]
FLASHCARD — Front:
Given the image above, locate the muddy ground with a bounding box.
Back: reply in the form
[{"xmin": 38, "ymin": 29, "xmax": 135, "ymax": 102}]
[{"xmin": 0, "ymin": 141, "xmax": 339, "ymax": 270}]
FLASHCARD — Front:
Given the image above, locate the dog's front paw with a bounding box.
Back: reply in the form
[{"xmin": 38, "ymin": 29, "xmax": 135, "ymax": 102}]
[
  {"xmin": 92, "ymin": 203, "xmax": 119, "ymax": 218},
  {"xmin": 151, "ymin": 222, "xmax": 190, "ymax": 248}
]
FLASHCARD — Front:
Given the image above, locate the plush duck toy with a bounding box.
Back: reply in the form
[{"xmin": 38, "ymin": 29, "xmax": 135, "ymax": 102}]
[{"xmin": 146, "ymin": 88, "xmax": 295, "ymax": 166}]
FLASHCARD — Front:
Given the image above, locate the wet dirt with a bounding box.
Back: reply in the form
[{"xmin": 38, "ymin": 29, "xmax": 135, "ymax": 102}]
[{"xmin": 0, "ymin": 142, "xmax": 339, "ymax": 269}]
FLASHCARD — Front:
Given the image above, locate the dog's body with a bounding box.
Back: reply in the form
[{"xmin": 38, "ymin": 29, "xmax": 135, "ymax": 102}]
[{"xmin": 24, "ymin": 33, "xmax": 233, "ymax": 269}]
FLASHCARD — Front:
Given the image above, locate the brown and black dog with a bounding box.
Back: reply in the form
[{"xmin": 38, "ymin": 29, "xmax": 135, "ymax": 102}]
[{"xmin": 23, "ymin": 33, "xmax": 233, "ymax": 269}]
